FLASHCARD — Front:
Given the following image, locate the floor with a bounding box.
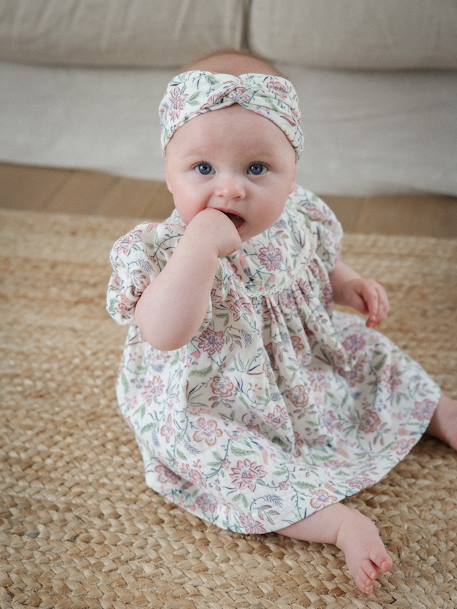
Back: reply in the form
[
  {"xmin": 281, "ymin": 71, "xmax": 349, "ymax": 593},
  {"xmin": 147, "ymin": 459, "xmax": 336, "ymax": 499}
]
[{"xmin": 1, "ymin": 162, "xmax": 456, "ymax": 237}]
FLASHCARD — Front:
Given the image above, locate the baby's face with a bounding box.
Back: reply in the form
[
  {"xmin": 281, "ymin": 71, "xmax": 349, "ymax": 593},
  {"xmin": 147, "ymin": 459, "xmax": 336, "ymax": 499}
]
[{"xmin": 165, "ymin": 105, "xmax": 296, "ymax": 242}]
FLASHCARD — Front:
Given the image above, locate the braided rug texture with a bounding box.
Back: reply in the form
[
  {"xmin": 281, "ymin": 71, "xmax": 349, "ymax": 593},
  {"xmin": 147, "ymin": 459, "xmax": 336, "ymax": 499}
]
[{"xmin": 1, "ymin": 208, "xmax": 456, "ymax": 609}]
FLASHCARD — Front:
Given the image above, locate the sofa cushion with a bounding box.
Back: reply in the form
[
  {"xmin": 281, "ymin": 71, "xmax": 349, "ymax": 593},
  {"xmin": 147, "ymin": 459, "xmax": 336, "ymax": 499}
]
[
  {"xmin": 0, "ymin": 0, "xmax": 245, "ymax": 67},
  {"xmin": 250, "ymin": 0, "xmax": 457, "ymax": 69}
]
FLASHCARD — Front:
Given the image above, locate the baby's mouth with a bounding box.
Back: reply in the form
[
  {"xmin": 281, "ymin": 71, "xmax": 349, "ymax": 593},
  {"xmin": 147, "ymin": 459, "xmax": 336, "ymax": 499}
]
[{"xmin": 223, "ymin": 211, "xmax": 245, "ymax": 230}]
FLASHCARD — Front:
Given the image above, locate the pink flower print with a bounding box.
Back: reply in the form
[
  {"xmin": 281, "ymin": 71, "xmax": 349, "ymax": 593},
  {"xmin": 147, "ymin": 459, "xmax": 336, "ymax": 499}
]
[
  {"xmin": 116, "ymin": 229, "xmax": 142, "ymax": 256},
  {"xmin": 226, "ymin": 84, "xmax": 250, "ymax": 105},
  {"xmin": 266, "ymin": 404, "xmax": 288, "ymax": 428},
  {"xmin": 321, "ymin": 280, "xmax": 333, "ymax": 308},
  {"xmin": 381, "ymin": 364, "xmax": 403, "ymax": 393},
  {"xmin": 228, "ymin": 290, "xmax": 253, "ymax": 320},
  {"xmin": 195, "ymin": 493, "xmax": 218, "ymax": 514},
  {"xmin": 347, "ymin": 476, "xmax": 374, "ymax": 490},
  {"xmin": 284, "ymin": 384, "xmax": 309, "ymax": 408},
  {"xmin": 395, "ymin": 437, "xmax": 417, "ymax": 455},
  {"xmin": 291, "ymin": 335, "xmax": 305, "ymax": 352},
  {"xmin": 230, "ymin": 459, "xmax": 266, "ymax": 492},
  {"xmin": 258, "ymin": 244, "xmax": 283, "ymax": 271},
  {"xmin": 155, "ymin": 464, "xmax": 181, "ymax": 485},
  {"xmin": 304, "ymin": 205, "xmax": 326, "ymax": 223},
  {"xmin": 359, "ymin": 408, "xmax": 381, "ymax": 433},
  {"xmin": 327, "ymin": 458, "xmax": 348, "ymax": 469},
  {"xmin": 111, "ymin": 274, "xmax": 123, "ymax": 290},
  {"xmin": 160, "ymin": 414, "xmax": 175, "ymax": 443},
  {"xmin": 279, "ymin": 289, "xmax": 297, "ymax": 311},
  {"xmin": 197, "ymin": 328, "xmax": 225, "ymax": 356},
  {"xmin": 168, "ymin": 86, "xmax": 186, "ymax": 121},
  {"xmin": 211, "ymin": 375, "xmax": 235, "ymax": 398},
  {"xmin": 309, "ymin": 489, "xmax": 338, "ymax": 510},
  {"xmin": 239, "ymin": 513, "xmax": 267, "ymax": 534},
  {"xmin": 322, "ymin": 410, "xmax": 342, "ymax": 433},
  {"xmin": 267, "ymin": 79, "xmax": 289, "ymax": 99},
  {"xmin": 192, "ymin": 417, "xmax": 223, "ymax": 446},
  {"xmin": 342, "ymin": 334, "xmax": 366, "ymax": 355},
  {"xmin": 180, "ymin": 463, "xmax": 206, "ymax": 487},
  {"xmin": 345, "ymin": 360, "xmax": 365, "ymax": 387},
  {"xmin": 412, "ymin": 399, "xmax": 436, "ymax": 422},
  {"xmin": 117, "ymin": 294, "xmax": 134, "ymax": 319},
  {"xmin": 142, "ymin": 375, "xmax": 165, "ymax": 400}
]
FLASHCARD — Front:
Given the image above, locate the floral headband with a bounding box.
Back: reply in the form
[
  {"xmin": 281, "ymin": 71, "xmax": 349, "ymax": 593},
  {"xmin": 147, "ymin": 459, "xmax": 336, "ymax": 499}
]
[{"xmin": 159, "ymin": 70, "xmax": 304, "ymax": 158}]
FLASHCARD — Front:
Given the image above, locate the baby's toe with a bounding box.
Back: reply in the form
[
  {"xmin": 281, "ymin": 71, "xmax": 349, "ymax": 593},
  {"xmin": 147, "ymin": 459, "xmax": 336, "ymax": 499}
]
[
  {"xmin": 355, "ymin": 570, "xmax": 375, "ymax": 596},
  {"xmin": 369, "ymin": 548, "xmax": 393, "ymax": 573},
  {"xmin": 361, "ymin": 558, "xmax": 378, "ymax": 580}
]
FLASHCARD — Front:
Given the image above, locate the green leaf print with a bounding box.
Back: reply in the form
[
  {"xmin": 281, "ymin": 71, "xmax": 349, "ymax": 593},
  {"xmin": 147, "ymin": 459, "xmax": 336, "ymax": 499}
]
[
  {"xmin": 176, "ymin": 448, "xmax": 188, "ymax": 461},
  {"xmin": 189, "ymin": 365, "xmax": 213, "ymax": 377},
  {"xmin": 293, "ymin": 480, "xmax": 317, "ymax": 490},
  {"xmin": 140, "ymin": 423, "xmax": 155, "ymax": 434},
  {"xmin": 187, "ymin": 92, "xmax": 201, "ymax": 104},
  {"xmin": 231, "ymin": 447, "xmax": 256, "ymax": 457},
  {"xmin": 233, "ymin": 494, "xmax": 249, "ymax": 508}
]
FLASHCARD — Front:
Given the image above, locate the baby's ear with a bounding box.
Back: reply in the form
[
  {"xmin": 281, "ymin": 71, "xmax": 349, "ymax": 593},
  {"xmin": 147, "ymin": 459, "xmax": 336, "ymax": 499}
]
[{"xmin": 165, "ymin": 163, "xmax": 173, "ymax": 194}]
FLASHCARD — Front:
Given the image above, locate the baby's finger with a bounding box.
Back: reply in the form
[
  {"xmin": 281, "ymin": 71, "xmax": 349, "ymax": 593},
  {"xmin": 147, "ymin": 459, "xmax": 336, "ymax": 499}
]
[
  {"xmin": 363, "ymin": 282, "xmax": 380, "ymax": 326},
  {"xmin": 376, "ymin": 287, "xmax": 390, "ymax": 323}
]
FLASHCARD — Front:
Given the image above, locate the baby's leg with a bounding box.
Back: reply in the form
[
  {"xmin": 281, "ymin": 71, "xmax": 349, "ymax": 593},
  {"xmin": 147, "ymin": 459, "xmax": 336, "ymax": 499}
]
[
  {"xmin": 276, "ymin": 503, "xmax": 393, "ymax": 595},
  {"xmin": 426, "ymin": 394, "xmax": 457, "ymax": 450}
]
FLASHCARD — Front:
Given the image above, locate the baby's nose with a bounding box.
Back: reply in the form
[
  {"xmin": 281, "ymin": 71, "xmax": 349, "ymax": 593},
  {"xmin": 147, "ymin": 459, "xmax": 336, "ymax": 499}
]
[{"xmin": 214, "ymin": 174, "xmax": 246, "ymax": 199}]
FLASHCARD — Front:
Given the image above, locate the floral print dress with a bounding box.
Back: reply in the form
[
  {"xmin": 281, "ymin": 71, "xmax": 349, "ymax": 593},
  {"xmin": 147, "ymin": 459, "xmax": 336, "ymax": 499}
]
[{"xmin": 106, "ymin": 186, "xmax": 441, "ymax": 534}]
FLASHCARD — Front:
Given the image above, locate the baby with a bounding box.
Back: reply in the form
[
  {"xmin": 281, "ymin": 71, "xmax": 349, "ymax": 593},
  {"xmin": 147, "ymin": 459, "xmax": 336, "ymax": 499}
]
[{"xmin": 106, "ymin": 51, "xmax": 457, "ymax": 596}]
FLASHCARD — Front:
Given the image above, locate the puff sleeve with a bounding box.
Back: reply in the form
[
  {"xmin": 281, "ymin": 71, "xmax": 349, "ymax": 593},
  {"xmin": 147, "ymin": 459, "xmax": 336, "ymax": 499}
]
[
  {"xmin": 300, "ymin": 189, "xmax": 343, "ymax": 273},
  {"xmin": 106, "ymin": 222, "xmax": 159, "ymax": 325}
]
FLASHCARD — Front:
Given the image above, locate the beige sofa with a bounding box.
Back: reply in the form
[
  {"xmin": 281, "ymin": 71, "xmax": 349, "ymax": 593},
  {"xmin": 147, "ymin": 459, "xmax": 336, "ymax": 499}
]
[{"xmin": 1, "ymin": 0, "xmax": 456, "ymax": 196}]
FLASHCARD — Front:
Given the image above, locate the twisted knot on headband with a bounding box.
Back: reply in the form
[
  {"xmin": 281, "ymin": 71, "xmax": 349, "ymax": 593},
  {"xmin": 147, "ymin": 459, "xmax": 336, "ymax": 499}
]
[{"xmin": 159, "ymin": 71, "xmax": 304, "ymax": 157}]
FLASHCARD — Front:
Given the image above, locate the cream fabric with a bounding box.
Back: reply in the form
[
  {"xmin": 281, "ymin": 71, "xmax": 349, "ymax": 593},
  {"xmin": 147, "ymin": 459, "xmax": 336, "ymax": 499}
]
[
  {"xmin": 250, "ymin": 0, "xmax": 457, "ymax": 69},
  {"xmin": 0, "ymin": 0, "xmax": 245, "ymax": 67}
]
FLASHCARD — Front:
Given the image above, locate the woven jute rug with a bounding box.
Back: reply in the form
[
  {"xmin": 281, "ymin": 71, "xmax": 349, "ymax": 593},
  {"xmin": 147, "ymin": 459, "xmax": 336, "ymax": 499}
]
[{"xmin": 1, "ymin": 208, "xmax": 456, "ymax": 609}]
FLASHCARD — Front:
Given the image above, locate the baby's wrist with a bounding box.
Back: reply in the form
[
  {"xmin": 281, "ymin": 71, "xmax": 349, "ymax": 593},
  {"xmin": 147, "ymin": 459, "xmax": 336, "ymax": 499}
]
[{"xmin": 181, "ymin": 225, "xmax": 219, "ymax": 263}]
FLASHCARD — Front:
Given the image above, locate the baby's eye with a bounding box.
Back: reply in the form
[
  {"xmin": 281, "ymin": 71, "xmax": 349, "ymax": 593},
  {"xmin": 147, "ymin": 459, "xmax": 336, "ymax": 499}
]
[
  {"xmin": 194, "ymin": 162, "xmax": 214, "ymax": 176},
  {"xmin": 248, "ymin": 163, "xmax": 268, "ymax": 176}
]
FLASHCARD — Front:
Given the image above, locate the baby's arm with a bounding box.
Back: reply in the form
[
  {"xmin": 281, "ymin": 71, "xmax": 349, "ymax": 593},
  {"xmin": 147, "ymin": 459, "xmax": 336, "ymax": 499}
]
[
  {"xmin": 134, "ymin": 209, "xmax": 241, "ymax": 350},
  {"xmin": 330, "ymin": 258, "xmax": 390, "ymax": 328}
]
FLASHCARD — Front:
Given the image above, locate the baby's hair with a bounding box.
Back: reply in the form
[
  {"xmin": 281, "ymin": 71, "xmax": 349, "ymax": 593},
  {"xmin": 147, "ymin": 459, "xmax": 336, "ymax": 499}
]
[{"xmin": 183, "ymin": 49, "xmax": 285, "ymax": 78}]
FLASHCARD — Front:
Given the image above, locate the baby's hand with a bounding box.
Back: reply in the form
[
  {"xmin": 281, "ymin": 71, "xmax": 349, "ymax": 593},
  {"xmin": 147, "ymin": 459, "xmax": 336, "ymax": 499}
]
[
  {"xmin": 338, "ymin": 278, "xmax": 390, "ymax": 328},
  {"xmin": 186, "ymin": 208, "xmax": 242, "ymax": 257}
]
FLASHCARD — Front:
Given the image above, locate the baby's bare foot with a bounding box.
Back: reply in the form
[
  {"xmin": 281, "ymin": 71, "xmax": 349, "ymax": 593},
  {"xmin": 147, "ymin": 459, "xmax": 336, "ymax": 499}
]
[
  {"xmin": 336, "ymin": 508, "xmax": 393, "ymax": 595},
  {"xmin": 427, "ymin": 394, "xmax": 457, "ymax": 450}
]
